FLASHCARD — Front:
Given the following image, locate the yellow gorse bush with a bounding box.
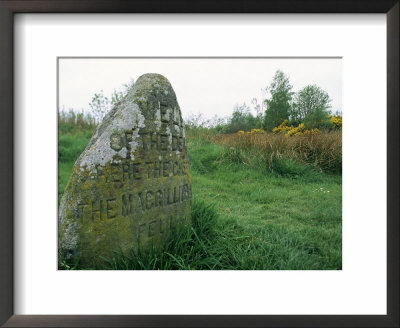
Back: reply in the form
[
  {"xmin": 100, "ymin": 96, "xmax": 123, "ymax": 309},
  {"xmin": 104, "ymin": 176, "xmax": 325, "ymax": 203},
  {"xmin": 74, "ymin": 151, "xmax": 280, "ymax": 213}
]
[
  {"xmin": 237, "ymin": 128, "xmax": 265, "ymax": 135},
  {"xmin": 273, "ymin": 120, "xmax": 320, "ymax": 137},
  {"xmin": 329, "ymin": 115, "xmax": 342, "ymax": 129},
  {"xmin": 302, "ymin": 128, "xmax": 321, "ymax": 135},
  {"xmin": 250, "ymin": 128, "xmax": 265, "ymax": 134},
  {"xmin": 272, "ymin": 120, "xmax": 291, "ymax": 134}
]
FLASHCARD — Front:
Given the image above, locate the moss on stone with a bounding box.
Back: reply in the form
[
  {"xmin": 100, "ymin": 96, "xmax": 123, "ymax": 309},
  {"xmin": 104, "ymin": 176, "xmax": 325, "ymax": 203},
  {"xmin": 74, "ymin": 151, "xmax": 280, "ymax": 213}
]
[{"xmin": 59, "ymin": 73, "xmax": 192, "ymax": 269}]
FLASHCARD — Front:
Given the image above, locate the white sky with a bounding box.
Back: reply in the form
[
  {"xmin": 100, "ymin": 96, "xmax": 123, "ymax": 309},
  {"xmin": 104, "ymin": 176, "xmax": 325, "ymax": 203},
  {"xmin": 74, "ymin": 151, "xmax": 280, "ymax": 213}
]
[{"xmin": 59, "ymin": 58, "xmax": 342, "ymax": 120}]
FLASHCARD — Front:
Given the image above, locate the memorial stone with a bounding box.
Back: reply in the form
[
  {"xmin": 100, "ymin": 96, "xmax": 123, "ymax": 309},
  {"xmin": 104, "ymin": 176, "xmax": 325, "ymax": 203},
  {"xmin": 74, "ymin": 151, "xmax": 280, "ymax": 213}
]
[{"xmin": 59, "ymin": 73, "xmax": 192, "ymax": 268}]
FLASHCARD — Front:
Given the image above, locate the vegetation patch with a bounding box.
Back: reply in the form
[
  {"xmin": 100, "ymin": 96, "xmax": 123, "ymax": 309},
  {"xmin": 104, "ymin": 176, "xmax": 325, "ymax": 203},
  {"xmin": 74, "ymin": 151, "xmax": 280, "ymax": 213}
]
[{"xmin": 59, "ymin": 121, "xmax": 341, "ymax": 270}]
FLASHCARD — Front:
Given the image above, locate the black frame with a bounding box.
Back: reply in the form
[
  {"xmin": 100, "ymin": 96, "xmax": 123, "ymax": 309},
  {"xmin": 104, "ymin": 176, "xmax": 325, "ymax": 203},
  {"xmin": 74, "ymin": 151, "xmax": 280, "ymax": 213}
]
[{"xmin": 0, "ymin": 1, "xmax": 398, "ymax": 327}]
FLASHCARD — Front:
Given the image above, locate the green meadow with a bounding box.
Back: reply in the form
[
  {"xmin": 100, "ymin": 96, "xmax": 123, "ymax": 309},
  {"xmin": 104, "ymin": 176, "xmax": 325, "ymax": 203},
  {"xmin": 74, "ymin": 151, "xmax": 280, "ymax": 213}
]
[{"xmin": 58, "ymin": 120, "xmax": 342, "ymax": 270}]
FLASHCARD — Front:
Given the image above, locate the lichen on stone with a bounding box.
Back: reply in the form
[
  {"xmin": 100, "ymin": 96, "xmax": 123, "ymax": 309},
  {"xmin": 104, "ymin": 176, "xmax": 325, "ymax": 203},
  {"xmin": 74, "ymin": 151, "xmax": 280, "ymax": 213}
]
[
  {"xmin": 79, "ymin": 103, "xmax": 145, "ymax": 172},
  {"xmin": 59, "ymin": 73, "xmax": 192, "ymax": 268}
]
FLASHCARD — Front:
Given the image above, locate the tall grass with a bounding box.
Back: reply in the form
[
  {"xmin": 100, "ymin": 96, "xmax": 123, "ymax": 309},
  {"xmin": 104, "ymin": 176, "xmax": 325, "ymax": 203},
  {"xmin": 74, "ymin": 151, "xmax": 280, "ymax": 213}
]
[
  {"xmin": 58, "ymin": 119, "xmax": 342, "ymax": 270},
  {"xmin": 210, "ymin": 132, "xmax": 342, "ymax": 173},
  {"xmin": 58, "ymin": 109, "xmax": 97, "ymax": 136},
  {"xmin": 60, "ymin": 197, "xmax": 341, "ymax": 270}
]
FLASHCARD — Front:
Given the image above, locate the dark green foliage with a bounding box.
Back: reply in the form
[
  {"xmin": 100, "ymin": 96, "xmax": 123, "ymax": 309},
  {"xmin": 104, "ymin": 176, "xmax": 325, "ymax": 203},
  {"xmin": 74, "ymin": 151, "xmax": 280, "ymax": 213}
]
[
  {"xmin": 58, "ymin": 110, "xmax": 96, "ymax": 203},
  {"xmin": 58, "ymin": 134, "xmax": 93, "ymax": 202},
  {"xmin": 185, "ymin": 100, "xmax": 265, "ymax": 135},
  {"xmin": 292, "ymin": 85, "xmax": 332, "ymax": 129},
  {"xmin": 304, "ymin": 109, "xmax": 332, "ymax": 130},
  {"xmin": 58, "ymin": 134, "xmax": 91, "ymax": 163},
  {"xmin": 58, "ymin": 109, "xmax": 97, "ymax": 136},
  {"xmin": 224, "ymin": 103, "xmax": 262, "ymax": 133},
  {"xmin": 184, "ymin": 75, "xmax": 336, "ymax": 134},
  {"xmin": 263, "ymin": 70, "xmax": 294, "ymax": 131}
]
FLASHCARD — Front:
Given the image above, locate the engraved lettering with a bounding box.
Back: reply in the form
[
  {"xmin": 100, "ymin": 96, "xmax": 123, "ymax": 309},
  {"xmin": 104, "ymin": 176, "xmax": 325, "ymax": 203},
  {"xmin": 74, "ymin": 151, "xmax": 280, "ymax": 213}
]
[
  {"xmin": 168, "ymin": 188, "xmax": 174, "ymax": 205},
  {"xmin": 163, "ymin": 161, "xmax": 170, "ymax": 177},
  {"xmin": 59, "ymin": 74, "xmax": 192, "ymax": 266},
  {"xmin": 172, "ymin": 135, "xmax": 178, "ymax": 151},
  {"xmin": 91, "ymin": 199, "xmax": 104, "ymax": 220},
  {"xmin": 174, "ymin": 186, "xmax": 179, "ymax": 203},
  {"xmin": 106, "ymin": 199, "xmax": 116, "ymax": 218},
  {"xmin": 145, "ymin": 161, "xmax": 161, "ymax": 179},
  {"xmin": 146, "ymin": 162, "xmax": 153, "ymax": 179},
  {"xmin": 160, "ymin": 134, "xmax": 169, "ymax": 151},
  {"xmin": 136, "ymin": 192, "xmax": 145, "ymax": 212},
  {"xmin": 125, "ymin": 131, "xmax": 133, "ymax": 143},
  {"xmin": 138, "ymin": 223, "xmax": 146, "ymax": 239},
  {"xmin": 154, "ymin": 161, "xmax": 161, "ymax": 178},
  {"xmin": 173, "ymin": 161, "xmax": 179, "ymax": 176},
  {"xmin": 155, "ymin": 190, "xmax": 163, "ymax": 207},
  {"xmin": 122, "ymin": 163, "xmax": 131, "ymax": 181},
  {"xmin": 122, "ymin": 194, "xmax": 133, "ymax": 216},
  {"xmin": 148, "ymin": 220, "xmax": 156, "ymax": 237},
  {"xmin": 160, "ymin": 102, "xmax": 170, "ymax": 122},
  {"xmin": 140, "ymin": 132, "xmax": 149, "ymax": 152},
  {"xmin": 132, "ymin": 162, "xmax": 141, "ymax": 180},
  {"xmin": 145, "ymin": 191, "xmax": 154, "ymax": 210},
  {"xmin": 173, "ymin": 108, "xmax": 180, "ymax": 125},
  {"xmin": 78, "ymin": 203, "xmax": 88, "ymax": 221},
  {"xmin": 110, "ymin": 162, "xmax": 122, "ymax": 183},
  {"xmin": 150, "ymin": 133, "xmax": 160, "ymax": 151}
]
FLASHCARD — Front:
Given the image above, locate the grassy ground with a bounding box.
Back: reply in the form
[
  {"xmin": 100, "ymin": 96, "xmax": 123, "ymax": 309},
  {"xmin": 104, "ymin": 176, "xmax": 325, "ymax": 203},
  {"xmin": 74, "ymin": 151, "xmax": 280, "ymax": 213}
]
[{"xmin": 58, "ymin": 127, "xmax": 342, "ymax": 270}]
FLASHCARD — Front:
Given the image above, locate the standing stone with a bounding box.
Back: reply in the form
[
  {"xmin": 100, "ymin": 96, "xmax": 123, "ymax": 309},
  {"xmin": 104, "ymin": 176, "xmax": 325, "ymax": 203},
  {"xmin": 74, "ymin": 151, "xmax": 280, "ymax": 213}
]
[{"xmin": 59, "ymin": 73, "xmax": 192, "ymax": 268}]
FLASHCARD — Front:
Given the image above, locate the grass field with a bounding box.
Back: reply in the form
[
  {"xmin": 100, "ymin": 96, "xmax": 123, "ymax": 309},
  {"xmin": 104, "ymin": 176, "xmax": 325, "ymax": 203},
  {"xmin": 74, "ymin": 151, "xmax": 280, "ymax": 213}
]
[{"xmin": 58, "ymin": 125, "xmax": 342, "ymax": 270}]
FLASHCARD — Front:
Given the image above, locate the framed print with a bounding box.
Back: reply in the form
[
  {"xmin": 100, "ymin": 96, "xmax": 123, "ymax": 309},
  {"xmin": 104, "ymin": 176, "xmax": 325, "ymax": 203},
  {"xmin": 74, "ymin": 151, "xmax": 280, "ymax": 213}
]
[{"xmin": 1, "ymin": 1, "xmax": 398, "ymax": 327}]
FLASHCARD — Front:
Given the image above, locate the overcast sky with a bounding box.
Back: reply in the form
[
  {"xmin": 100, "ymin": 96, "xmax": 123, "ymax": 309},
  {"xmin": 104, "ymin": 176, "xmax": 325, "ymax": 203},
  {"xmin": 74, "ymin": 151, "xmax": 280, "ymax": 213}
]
[{"xmin": 59, "ymin": 58, "xmax": 342, "ymax": 121}]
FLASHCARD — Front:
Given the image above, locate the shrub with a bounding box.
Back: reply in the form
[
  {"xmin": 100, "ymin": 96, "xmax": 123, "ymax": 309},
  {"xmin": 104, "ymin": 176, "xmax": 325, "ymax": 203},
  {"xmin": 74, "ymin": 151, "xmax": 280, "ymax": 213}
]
[
  {"xmin": 210, "ymin": 131, "xmax": 342, "ymax": 173},
  {"xmin": 329, "ymin": 115, "xmax": 342, "ymax": 130},
  {"xmin": 58, "ymin": 109, "xmax": 97, "ymax": 136},
  {"xmin": 272, "ymin": 120, "xmax": 320, "ymax": 137}
]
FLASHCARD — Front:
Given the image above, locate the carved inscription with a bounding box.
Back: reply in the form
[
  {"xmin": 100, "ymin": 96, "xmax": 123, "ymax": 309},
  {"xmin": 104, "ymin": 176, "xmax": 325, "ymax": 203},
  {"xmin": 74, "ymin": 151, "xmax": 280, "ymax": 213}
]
[
  {"xmin": 104, "ymin": 159, "xmax": 189, "ymax": 183},
  {"xmin": 59, "ymin": 73, "xmax": 192, "ymax": 267},
  {"xmin": 79, "ymin": 102, "xmax": 190, "ymax": 237},
  {"xmin": 77, "ymin": 198, "xmax": 117, "ymax": 222},
  {"xmin": 137, "ymin": 215, "xmax": 186, "ymax": 240},
  {"xmin": 139, "ymin": 132, "xmax": 185, "ymax": 152},
  {"xmin": 78, "ymin": 184, "xmax": 192, "ymax": 222},
  {"xmin": 121, "ymin": 184, "xmax": 192, "ymax": 215}
]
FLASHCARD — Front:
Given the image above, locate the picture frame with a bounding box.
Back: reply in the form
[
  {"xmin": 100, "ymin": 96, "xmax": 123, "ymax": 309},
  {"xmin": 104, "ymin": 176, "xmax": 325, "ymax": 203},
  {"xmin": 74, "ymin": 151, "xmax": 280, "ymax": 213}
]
[{"xmin": 0, "ymin": 0, "xmax": 398, "ymax": 327}]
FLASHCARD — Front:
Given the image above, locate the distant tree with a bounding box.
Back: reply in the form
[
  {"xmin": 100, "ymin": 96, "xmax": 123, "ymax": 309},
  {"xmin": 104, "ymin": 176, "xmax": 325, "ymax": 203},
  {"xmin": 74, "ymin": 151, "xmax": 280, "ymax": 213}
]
[
  {"xmin": 89, "ymin": 91, "xmax": 110, "ymax": 123},
  {"xmin": 263, "ymin": 70, "xmax": 294, "ymax": 131},
  {"xmin": 291, "ymin": 85, "xmax": 331, "ymax": 129},
  {"xmin": 251, "ymin": 97, "xmax": 263, "ymax": 128},
  {"xmin": 89, "ymin": 78, "xmax": 135, "ymax": 124},
  {"xmin": 111, "ymin": 78, "xmax": 135, "ymax": 105},
  {"xmin": 226, "ymin": 103, "xmax": 257, "ymax": 133}
]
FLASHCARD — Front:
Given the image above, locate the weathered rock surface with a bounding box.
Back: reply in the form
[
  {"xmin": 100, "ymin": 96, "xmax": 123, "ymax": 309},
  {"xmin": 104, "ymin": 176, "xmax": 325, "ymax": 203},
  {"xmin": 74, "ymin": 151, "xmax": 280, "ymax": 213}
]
[{"xmin": 59, "ymin": 73, "xmax": 192, "ymax": 268}]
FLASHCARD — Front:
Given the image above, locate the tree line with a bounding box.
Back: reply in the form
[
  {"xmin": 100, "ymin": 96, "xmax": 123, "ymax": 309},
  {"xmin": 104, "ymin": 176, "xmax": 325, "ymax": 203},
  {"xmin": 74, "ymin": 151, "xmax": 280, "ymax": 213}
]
[
  {"xmin": 222, "ymin": 70, "xmax": 340, "ymax": 134},
  {"xmin": 60, "ymin": 71, "xmax": 340, "ymax": 134}
]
